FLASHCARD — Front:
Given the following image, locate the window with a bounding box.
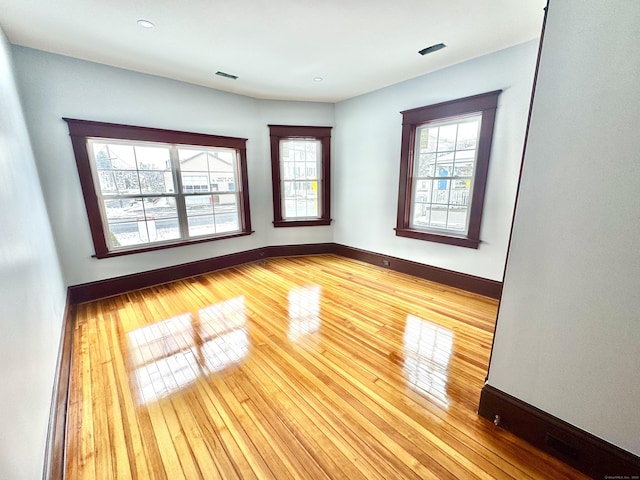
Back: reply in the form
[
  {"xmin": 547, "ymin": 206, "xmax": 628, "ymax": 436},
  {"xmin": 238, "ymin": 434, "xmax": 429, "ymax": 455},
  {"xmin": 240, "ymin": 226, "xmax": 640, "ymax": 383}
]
[
  {"xmin": 268, "ymin": 125, "xmax": 332, "ymax": 227},
  {"xmin": 65, "ymin": 119, "xmax": 252, "ymax": 258},
  {"xmin": 395, "ymin": 91, "xmax": 501, "ymax": 248}
]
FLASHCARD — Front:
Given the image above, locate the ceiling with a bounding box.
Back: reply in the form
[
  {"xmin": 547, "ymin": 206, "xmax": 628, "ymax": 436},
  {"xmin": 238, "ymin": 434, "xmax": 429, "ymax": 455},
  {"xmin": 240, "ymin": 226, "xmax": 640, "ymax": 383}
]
[{"xmin": 0, "ymin": 0, "xmax": 546, "ymax": 103}]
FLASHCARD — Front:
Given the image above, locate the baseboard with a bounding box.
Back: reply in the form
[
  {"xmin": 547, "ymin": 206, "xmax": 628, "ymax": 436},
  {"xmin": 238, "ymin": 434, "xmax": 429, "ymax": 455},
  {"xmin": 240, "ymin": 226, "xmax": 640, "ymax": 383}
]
[
  {"xmin": 43, "ymin": 289, "xmax": 75, "ymax": 480},
  {"xmin": 68, "ymin": 242, "xmax": 501, "ymax": 303},
  {"xmin": 333, "ymin": 244, "xmax": 502, "ymax": 299},
  {"xmin": 267, "ymin": 243, "xmax": 337, "ymax": 258},
  {"xmin": 478, "ymin": 384, "xmax": 640, "ymax": 479},
  {"xmin": 68, "ymin": 244, "xmax": 337, "ymax": 303}
]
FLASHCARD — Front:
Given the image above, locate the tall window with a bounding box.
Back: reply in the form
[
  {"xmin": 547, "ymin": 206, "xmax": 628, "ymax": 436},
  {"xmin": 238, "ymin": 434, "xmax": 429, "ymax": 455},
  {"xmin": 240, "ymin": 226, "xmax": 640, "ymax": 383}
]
[
  {"xmin": 268, "ymin": 125, "xmax": 332, "ymax": 227},
  {"xmin": 65, "ymin": 119, "xmax": 252, "ymax": 258},
  {"xmin": 395, "ymin": 91, "xmax": 500, "ymax": 248}
]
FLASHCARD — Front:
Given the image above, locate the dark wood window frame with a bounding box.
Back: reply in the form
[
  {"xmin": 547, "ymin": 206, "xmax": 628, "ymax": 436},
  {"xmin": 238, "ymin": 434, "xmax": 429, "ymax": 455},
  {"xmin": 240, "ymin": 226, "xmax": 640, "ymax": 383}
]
[
  {"xmin": 268, "ymin": 125, "xmax": 332, "ymax": 227},
  {"xmin": 395, "ymin": 90, "xmax": 501, "ymax": 248},
  {"xmin": 64, "ymin": 118, "xmax": 253, "ymax": 258}
]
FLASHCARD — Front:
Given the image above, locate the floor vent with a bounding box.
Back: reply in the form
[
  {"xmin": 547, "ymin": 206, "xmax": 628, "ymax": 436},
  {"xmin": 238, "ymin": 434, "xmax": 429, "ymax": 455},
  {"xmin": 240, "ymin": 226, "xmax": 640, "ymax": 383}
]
[{"xmin": 545, "ymin": 433, "xmax": 579, "ymax": 459}]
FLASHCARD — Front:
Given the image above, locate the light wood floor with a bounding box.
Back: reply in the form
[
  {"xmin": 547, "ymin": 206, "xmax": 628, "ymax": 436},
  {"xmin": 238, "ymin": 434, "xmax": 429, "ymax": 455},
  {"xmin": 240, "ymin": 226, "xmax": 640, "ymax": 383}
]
[{"xmin": 67, "ymin": 254, "xmax": 587, "ymax": 479}]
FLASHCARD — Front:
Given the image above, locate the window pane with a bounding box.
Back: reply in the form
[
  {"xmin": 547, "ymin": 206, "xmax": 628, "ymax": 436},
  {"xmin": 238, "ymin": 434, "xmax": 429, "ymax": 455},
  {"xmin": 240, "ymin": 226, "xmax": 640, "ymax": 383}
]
[
  {"xmin": 410, "ymin": 115, "xmax": 482, "ymax": 235},
  {"xmin": 282, "ymin": 162, "xmax": 295, "ymax": 180},
  {"xmin": 112, "ymin": 170, "xmax": 141, "ymax": 195},
  {"xmin": 414, "ymin": 180, "xmax": 433, "ymax": 204},
  {"xmin": 106, "ymin": 197, "xmax": 179, "ymax": 248},
  {"xmin": 282, "ymin": 181, "xmax": 318, "ymax": 219},
  {"xmin": 417, "ymin": 154, "xmax": 436, "ymax": 177},
  {"xmin": 135, "ymin": 146, "xmax": 171, "ymax": 170},
  {"xmin": 187, "ymin": 194, "xmax": 239, "ymax": 237},
  {"xmin": 143, "ymin": 197, "xmax": 178, "ymax": 219},
  {"xmin": 450, "ymin": 182, "xmax": 471, "ymax": 207},
  {"xmin": 104, "ymin": 197, "xmax": 141, "ymax": 224},
  {"xmin": 185, "ymin": 195, "xmax": 213, "ymax": 216},
  {"xmin": 453, "ymin": 153, "xmax": 475, "ymax": 177},
  {"xmin": 455, "ymin": 119, "xmax": 480, "ymax": 150},
  {"xmin": 437, "ymin": 124, "xmax": 458, "ymax": 152},
  {"xmin": 214, "ymin": 194, "xmax": 240, "ymax": 232},
  {"xmin": 413, "ymin": 203, "xmax": 431, "ymax": 227},
  {"xmin": 215, "ymin": 212, "xmax": 238, "ymax": 233},
  {"xmin": 180, "ymin": 148, "xmax": 237, "ymax": 195},
  {"xmin": 97, "ymin": 170, "xmax": 118, "ymax": 195},
  {"xmin": 92, "ymin": 143, "xmax": 136, "ymax": 170},
  {"xmin": 155, "ymin": 218, "xmax": 181, "ymax": 241},
  {"xmin": 107, "ymin": 221, "xmax": 148, "ymax": 247},
  {"xmin": 181, "ymin": 172, "xmax": 210, "ymax": 193},
  {"xmin": 284, "ymin": 200, "xmax": 296, "ymax": 219},
  {"xmin": 139, "ymin": 171, "xmax": 174, "ymax": 194},
  {"xmin": 208, "ymin": 150, "xmax": 235, "ymax": 173},
  {"xmin": 187, "ymin": 215, "xmax": 216, "ymax": 237},
  {"xmin": 269, "ymin": 126, "xmax": 330, "ymax": 227},
  {"xmin": 447, "ymin": 206, "xmax": 468, "ymax": 231},
  {"xmin": 418, "ymin": 126, "xmax": 439, "ymax": 153},
  {"xmin": 178, "ymin": 149, "xmax": 209, "ymax": 170},
  {"xmin": 280, "ymin": 139, "xmax": 321, "ymax": 220},
  {"xmin": 429, "ymin": 205, "xmax": 449, "ymax": 228}
]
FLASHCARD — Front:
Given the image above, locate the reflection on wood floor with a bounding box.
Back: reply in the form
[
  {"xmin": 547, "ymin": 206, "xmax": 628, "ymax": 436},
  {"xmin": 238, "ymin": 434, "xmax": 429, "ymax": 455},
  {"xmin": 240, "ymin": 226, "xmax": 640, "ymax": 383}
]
[{"xmin": 67, "ymin": 254, "xmax": 587, "ymax": 479}]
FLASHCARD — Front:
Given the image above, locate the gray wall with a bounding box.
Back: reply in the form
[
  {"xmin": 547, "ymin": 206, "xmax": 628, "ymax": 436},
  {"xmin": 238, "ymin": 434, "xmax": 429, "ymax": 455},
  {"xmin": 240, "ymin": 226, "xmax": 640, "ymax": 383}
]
[
  {"xmin": 488, "ymin": 0, "xmax": 640, "ymax": 456},
  {"xmin": 0, "ymin": 28, "xmax": 66, "ymax": 480},
  {"xmin": 13, "ymin": 39, "xmax": 539, "ymax": 287},
  {"xmin": 333, "ymin": 40, "xmax": 539, "ymax": 281},
  {"xmin": 12, "ymin": 46, "xmax": 335, "ymax": 286}
]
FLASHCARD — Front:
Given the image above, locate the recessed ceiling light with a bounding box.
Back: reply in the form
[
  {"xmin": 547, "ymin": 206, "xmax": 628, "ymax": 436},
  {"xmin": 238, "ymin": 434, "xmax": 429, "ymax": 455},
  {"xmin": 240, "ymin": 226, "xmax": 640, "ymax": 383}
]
[
  {"xmin": 419, "ymin": 43, "xmax": 446, "ymax": 56},
  {"xmin": 137, "ymin": 19, "xmax": 155, "ymax": 29},
  {"xmin": 313, "ymin": 77, "xmax": 323, "ymax": 82}
]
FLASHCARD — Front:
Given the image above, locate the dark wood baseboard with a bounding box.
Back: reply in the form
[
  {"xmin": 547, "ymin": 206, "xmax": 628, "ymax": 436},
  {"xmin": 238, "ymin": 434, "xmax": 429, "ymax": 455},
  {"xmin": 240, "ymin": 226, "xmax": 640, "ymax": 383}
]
[
  {"xmin": 43, "ymin": 290, "xmax": 75, "ymax": 480},
  {"xmin": 69, "ymin": 242, "xmax": 501, "ymax": 303},
  {"xmin": 68, "ymin": 244, "xmax": 337, "ymax": 304},
  {"xmin": 333, "ymin": 244, "xmax": 502, "ymax": 299},
  {"xmin": 478, "ymin": 384, "xmax": 640, "ymax": 479},
  {"xmin": 267, "ymin": 243, "xmax": 336, "ymax": 258}
]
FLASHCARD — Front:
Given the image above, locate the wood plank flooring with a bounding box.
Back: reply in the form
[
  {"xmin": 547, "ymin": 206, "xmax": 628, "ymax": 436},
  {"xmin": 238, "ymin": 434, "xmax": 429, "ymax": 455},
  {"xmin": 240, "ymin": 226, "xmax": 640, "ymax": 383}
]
[{"xmin": 66, "ymin": 254, "xmax": 587, "ymax": 479}]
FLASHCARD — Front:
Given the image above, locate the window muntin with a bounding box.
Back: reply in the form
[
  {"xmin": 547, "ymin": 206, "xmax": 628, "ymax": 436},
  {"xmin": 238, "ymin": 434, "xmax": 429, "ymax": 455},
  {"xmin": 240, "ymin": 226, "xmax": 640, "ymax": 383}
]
[
  {"xmin": 395, "ymin": 91, "xmax": 500, "ymax": 248},
  {"xmin": 410, "ymin": 115, "xmax": 481, "ymax": 235},
  {"xmin": 268, "ymin": 125, "xmax": 332, "ymax": 227},
  {"xmin": 65, "ymin": 119, "xmax": 252, "ymax": 258},
  {"xmin": 280, "ymin": 138, "xmax": 322, "ymax": 220}
]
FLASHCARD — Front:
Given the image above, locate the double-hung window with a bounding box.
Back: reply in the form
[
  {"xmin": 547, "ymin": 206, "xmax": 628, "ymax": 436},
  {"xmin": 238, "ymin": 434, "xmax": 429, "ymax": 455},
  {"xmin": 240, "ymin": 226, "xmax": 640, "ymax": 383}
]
[
  {"xmin": 65, "ymin": 119, "xmax": 252, "ymax": 258},
  {"xmin": 395, "ymin": 91, "xmax": 500, "ymax": 248},
  {"xmin": 268, "ymin": 125, "xmax": 332, "ymax": 227}
]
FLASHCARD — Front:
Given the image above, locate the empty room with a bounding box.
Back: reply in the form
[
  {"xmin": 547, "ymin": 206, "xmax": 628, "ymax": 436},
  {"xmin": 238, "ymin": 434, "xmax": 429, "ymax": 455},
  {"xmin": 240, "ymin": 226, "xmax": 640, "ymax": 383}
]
[{"xmin": 0, "ymin": 0, "xmax": 638, "ymax": 479}]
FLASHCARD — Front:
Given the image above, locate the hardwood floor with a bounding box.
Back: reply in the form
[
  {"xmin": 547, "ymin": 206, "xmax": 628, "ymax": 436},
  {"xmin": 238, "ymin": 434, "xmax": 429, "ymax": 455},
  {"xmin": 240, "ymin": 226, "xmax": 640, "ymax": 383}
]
[{"xmin": 66, "ymin": 254, "xmax": 587, "ymax": 479}]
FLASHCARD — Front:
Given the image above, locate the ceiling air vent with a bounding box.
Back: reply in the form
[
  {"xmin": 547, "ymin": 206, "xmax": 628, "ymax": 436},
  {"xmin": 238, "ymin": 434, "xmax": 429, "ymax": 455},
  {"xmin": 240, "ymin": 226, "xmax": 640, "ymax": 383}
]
[
  {"xmin": 216, "ymin": 71, "xmax": 238, "ymax": 80},
  {"xmin": 419, "ymin": 43, "xmax": 447, "ymax": 56}
]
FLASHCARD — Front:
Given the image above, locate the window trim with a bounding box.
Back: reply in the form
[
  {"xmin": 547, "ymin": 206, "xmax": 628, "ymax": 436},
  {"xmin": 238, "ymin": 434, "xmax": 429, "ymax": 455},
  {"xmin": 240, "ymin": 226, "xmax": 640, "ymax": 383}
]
[
  {"xmin": 64, "ymin": 118, "xmax": 253, "ymax": 258},
  {"xmin": 268, "ymin": 125, "xmax": 332, "ymax": 227},
  {"xmin": 395, "ymin": 90, "xmax": 501, "ymax": 248}
]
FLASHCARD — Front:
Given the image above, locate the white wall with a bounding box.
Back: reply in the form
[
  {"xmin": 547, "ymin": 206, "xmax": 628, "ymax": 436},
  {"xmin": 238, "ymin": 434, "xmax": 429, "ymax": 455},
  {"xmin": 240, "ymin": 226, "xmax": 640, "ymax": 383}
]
[
  {"xmin": 257, "ymin": 99, "xmax": 335, "ymax": 246},
  {"xmin": 0, "ymin": 28, "xmax": 67, "ymax": 480},
  {"xmin": 13, "ymin": 40, "xmax": 540, "ymax": 286},
  {"xmin": 12, "ymin": 47, "xmax": 334, "ymax": 286},
  {"xmin": 488, "ymin": 0, "xmax": 640, "ymax": 456},
  {"xmin": 333, "ymin": 40, "xmax": 539, "ymax": 281}
]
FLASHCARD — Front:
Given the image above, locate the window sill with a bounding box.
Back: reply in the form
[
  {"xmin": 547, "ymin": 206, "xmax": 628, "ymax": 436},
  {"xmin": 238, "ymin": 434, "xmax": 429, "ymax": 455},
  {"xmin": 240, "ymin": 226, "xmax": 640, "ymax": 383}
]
[
  {"xmin": 93, "ymin": 230, "xmax": 254, "ymax": 258},
  {"xmin": 273, "ymin": 219, "xmax": 332, "ymax": 228},
  {"xmin": 394, "ymin": 228, "xmax": 480, "ymax": 249}
]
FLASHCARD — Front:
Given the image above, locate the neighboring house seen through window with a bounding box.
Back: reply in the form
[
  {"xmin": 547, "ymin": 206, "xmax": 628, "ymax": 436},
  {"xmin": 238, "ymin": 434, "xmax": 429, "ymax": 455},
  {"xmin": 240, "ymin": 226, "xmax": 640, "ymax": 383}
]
[
  {"xmin": 268, "ymin": 125, "xmax": 332, "ymax": 227},
  {"xmin": 65, "ymin": 119, "xmax": 252, "ymax": 258},
  {"xmin": 395, "ymin": 91, "xmax": 501, "ymax": 248}
]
